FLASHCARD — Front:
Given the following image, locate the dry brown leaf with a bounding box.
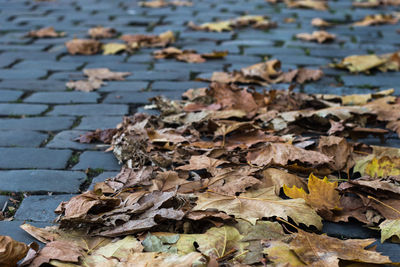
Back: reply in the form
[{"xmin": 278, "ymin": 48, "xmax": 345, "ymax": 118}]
[
  {"xmin": 247, "ymin": 142, "xmax": 333, "ymax": 167},
  {"xmin": 296, "ymin": 30, "xmax": 336, "ymax": 43},
  {"xmin": 261, "ymin": 168, "xmax": 307, "ymax": 195},
  {"xmin": 88, "ymin": 26, "xmax": 117, "ymax": 39},
  {"xmin": 285, "ymin": 0, "xmax": 328, "ymax": 10},
  {"xmin": 289, "ymin": 230, "xmax": 392, "ymax": 266},
  {"xmin": 139, "ymin": 0, "xmax": 193, "ymax": 7},
  {"xmin": 194, "ymin": 188, "xmax": 322, "ymax": 228},
  {"xmin": 0, "ymin": 235, "xmax": 29, "ymax": 267},
  {"xmin": 353, "ymin": 14, "xmax": 399, "ymax": 26},
  {"xmin": 120, "ymin": 30, "xmax": 175, "ymax": 48},
  {"xmin": 29, "ymin": 241, "xmax": 83, "ymax": 267},
  {"xmin": 311, "ymin": 17, "xmax": 332, "ymax": 27},
  {"xmin": 318, "ymin": 136, "xmax": 353, "ymax": 170},
  {"xmin": 65, "ymin": 39, "xmax": 102, "ymax": 55},
  {"xmin": 353, "ymin": 0, "xmax": 400, "ymax": 7},
  {"xmin": 83, "ymin": 68, "xmax": 131, "ymax": 81},
  {"xmin": 27, "ymin": 27, "xmax": 65, "ymax": 38},
  {"xmin": 66, "ymin": 78, "xmax": 104, "ymax": 92}
]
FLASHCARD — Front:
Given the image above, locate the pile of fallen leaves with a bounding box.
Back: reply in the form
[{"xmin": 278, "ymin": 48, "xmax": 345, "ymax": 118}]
[{"xmin": 4, "ymin": 80, "xmax": 400, "ymax": 266}]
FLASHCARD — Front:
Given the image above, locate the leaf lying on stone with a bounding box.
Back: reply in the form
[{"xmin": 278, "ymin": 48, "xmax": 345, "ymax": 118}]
[
  {"xmin": 65, "ymin": 39, "xmax": 102, "ymax": 55},
  {"xmin": 26, "ymin": 27, "xmax": 65, "ymax": 38},
  {"xmin": 332, "ymin": 51, "xmax": 400, "ymax": 73},
  {"xmin": 139, "ymin": 0, "xmax": 193, "ymax": 7},
  {"xmin": 88, "ymin": 26, "xmax": 117, "ymax": 39},
  {"xmin": 296, "ymin": 30, "xmax": 336, "ymax": 43},
  {"xmin": 120, "ymin": 30, "xmax": 175, "ymax": 49},
  {"xmin": 379, "ymin": 219, "xmax": 400, "ymax": 243},
  {"xmin": 353, "ymin": 13, "xmax": 399, "ymax": 26},
  {"xmin": 76, "ymin": 128, "xmax": 118, "ymax": 144},
  {"xmin": 208, "ymin": 59, "xmax": 323, "ymax": 85},
  {"xmin": 102, "ymin": 43, "xmax": 128, "ymax": 55},
  {"xmin": 311, "ymin": 17, "xmax": 333, "ymax": 27},
  {"xmin": 285, "ymin": 0, "xmax": 328, "ymax": 10},
  {"xmin": 353, "ymin": 0, "xmax": 400, "ymax": 7},
  {"xmin": 188, "ymin": 15, "xmax": 277, "ymax": 32},
  {"xmin": 153, "ymin": 47, "xmax": 227, "ymax": 63},
  {"xmin": 66, "ymin": 78, "xmax": 104, "ymax": 92}
]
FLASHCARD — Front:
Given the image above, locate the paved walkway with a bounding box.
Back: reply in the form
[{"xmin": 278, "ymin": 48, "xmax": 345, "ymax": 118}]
[{"xmin": 1, "ymin": 0, "xmax": 400, "ymax": 259}]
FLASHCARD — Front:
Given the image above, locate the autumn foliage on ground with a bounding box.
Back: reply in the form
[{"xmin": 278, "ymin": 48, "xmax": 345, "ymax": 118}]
[{"xmin": 4, "ymin": 0, "xmax": 400, "ymax": 266}]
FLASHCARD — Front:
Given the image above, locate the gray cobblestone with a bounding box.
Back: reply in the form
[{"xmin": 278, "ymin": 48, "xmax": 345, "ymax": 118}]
[
  {"xmin": 0, "ymin": 170, "xmax": 85, "ymax": 193},
  {"xmin": 0, "ymin": 103, "xmax": 48, "ymax": 116},
  {"xmin": 0, "ymin": 130, "xmax": 48, "ymax": 147},
  {"xmin": 0, "ymin": 90, "xmax": 23, "ymax": 102},
  {"xmin": 72, "ymin": 151, "xmax": 121, "ymax": 171},
  {"xmin": 49, "ymin": 104, "xmax": 129, "ymax": 116},
  {"xmin": 25, "ymin": 92, "xmax": 100, "ymax": 104},
  {"xmin": 76, "ymin": 116, "xmax": 122, "ymax": 130},
  {"xmin": 0, "ymin": 117, "xmax": 75, "ymax": 131},
  {"xmin": 0, "ymin": 148, "xmax": 72, "ymax": 169},
  {"xmin": 46, "ymin": 130, "xmax": 101, "ymax": 150}
]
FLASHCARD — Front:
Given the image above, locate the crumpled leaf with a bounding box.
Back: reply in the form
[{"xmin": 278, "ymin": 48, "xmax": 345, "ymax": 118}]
[
  {"xmin": 311, "ymin": 17, "xmax": 332, "ymax": 27},
  {"xmin": 261, "ymin": 168, "xmax": 307, "ymax": 195},
  {"xmin": 283, "ymin": 173, "xmax": 341, "ymax": 213},
  {"xmin": 66, "ymin": 78, "xmax": 104, "ymax": 92},
  {"xmin": 88, "ymin": 26, "xmax": 117, "ymax": 39},
  {"xmin": 317, "ymin": 136, "xmax": 353, "ymax": 171},
  {"xmin": 65, "ymin": 39, "xmax": 102, "ymax": 55},
  {"xmin": 27, "ymin": 27, "xmax": 65, "ymax": 38},
  {"xmin": 153, "ymin": 47, "xmax": 227, "ymax": 63},
  {"xmin": 83, "ymin": 68, "xmax": 131, "ymax": 81},
  {"xmin": 0, "ymin": 235, "xmax": 29, "ymax": 267},
  {"xmin": 194, "ymin": 187, "xmax": 323, "ymax": 228},
  {"xmin": 353, "ymin": 14, "xmax": 399, "ymax": 26},
  {"xmin": 120, "ymin": 30, "xmax": 175, "ymax": 48},
  {"xmin": 76, "ymin": 128, "xmax": 118, "ymax": 144},
  {"xmin": 247, "ymin": 142, "xmax": 333, "ymax": 167},
  {"xmin": 139, "ymin": 0, "xmax": 193, "ymax": 7},
  {"xmin": 286, "ymin": 0, "xmax": 328, "ymax": 10},
  {"xmin": 289, "ymin": 230, "xmax": 392, "ymax": 266},
  {"xmin": 29, "ymin": 240, "xmax": 83, "ymax": 267},
  {"xmin": 296, "ymin": 30, "xmax": 336, "ymax": 43},
  {"xmin": 189, "ymin": 15, "xmax": 277, "ymax": 32},
  {"xmin": 332, "ymin": 54, "xmax": 387, "ymax": 73},
  {"xmin": 379, "ymin": 219, "xmax": 400, "ymax": 243},
  {"xmin": 353, "ymin": 0, "xmax": 400, "ymax": 7}
]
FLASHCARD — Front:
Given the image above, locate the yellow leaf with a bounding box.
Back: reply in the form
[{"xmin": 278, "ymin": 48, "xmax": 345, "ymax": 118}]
[
  {"xmin": 199, "ymin": 21, "xmax": 233, "ymax": 32},
  {"xmin": 379, "ymin": 219, "xmax": 400, "ymax": 243},
  {"xmin": 283, "ymin": 173, "xmax": 341, "ymax": 211},
  {"xmin": 365, "ymin": 156, "xmax": 400, "ymax": 178},
  {"xmin": 102, "ymin": 43, "xmax": 127, "ymax": 55}
]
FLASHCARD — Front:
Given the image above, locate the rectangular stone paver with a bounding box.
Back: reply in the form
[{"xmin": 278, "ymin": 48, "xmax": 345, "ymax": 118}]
[
  {"xmin": 24, "ymin": 92, "xmax": 100, "ymax": 104},
  {"xmin": 0, "ymin": 90, "xmax": 23, "ymax": 102},
  {"xmin": 49, "ymin": 104, "xmax": 129, "ymax": 116},
  {"xmin": 0, "ymin": 130, "xmax": 48, "ymax": 147},
  {"xmin": 15, "ymin": 194, "xmax": 76, "ymax": 222},
  {"xmin": 72, "ymin": 151, "xmax": 121, "ymax": 171},
  {"xmin": 0, "ymin": 148, "xmax": 72, "ymax": 169},
  {"xmin": 0, "ymin": 170, "xmax": 85, "ymax": 193},
  {"xmin": 46, "ymin": 130, "xmax": 101, "ymax": 150},
  {"xmin": 76, "ymin": 116, "xmax": 122, "ymax": 130},
  {"xmin": 0, "ymin": 117, "xmax": 75, "ymax": 131},
  {"xmin": 0, "ymin": 103, "xmax": 48, "ymax": 116}
]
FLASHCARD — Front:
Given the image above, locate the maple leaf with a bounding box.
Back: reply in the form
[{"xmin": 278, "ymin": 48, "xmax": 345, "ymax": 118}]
[
  {"xmin": 0, "ymin": 235, "xmax": 29, "ymax": 266},
  {"xmin": 283, "ymin": 173, "xmax": 341, "ymax": 212},
  {"xmin": 193, "ymin": 187, "xmax": 322, "ymax": 228},
  {"xmin": 65, "ymin": 39, "xmax": 102, "ymax": 55}
]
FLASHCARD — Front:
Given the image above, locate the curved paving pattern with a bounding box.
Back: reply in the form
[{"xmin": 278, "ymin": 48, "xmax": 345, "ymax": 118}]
[{"xmin": 0, "ymin": 0, "xmax": 400, "ymax": 260}]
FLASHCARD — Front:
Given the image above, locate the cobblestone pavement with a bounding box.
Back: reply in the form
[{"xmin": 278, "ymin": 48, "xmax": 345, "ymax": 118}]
[{"xmin": 1, "ymin": 0, "xmax": 400, "ymax": 260}]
